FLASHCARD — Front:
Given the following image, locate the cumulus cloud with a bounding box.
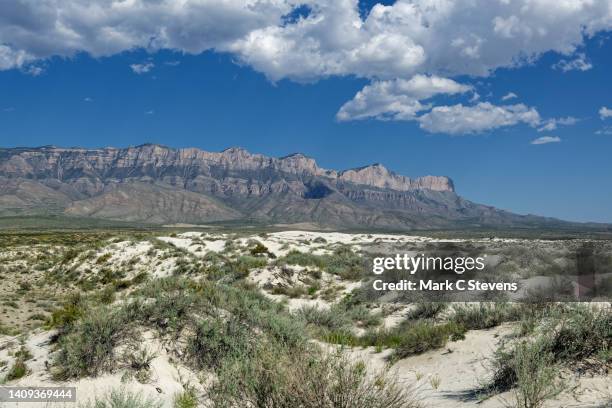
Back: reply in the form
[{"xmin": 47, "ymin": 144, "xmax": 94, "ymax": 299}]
[
  {"xmin": 537, "ymin": 116, "xmax": 579, "ymax": 132},
  {"xmin": 0, "ymin": 0, "xmax": 611, "ymax": 82},
  {"xmin": 552, "ymin": 53, "xmax": 593, "ymax": 72},
  {"xmin": 130, "ymin": 62, "xmax": 154, "ymax": 74},
  {"xmin": 336, "ymin": 75, "xmax": 471, "ymax": 121},
  {"xmin": 417, "ymin": 102, "xmax": 541, "ymax": 135},
  {"xmin": 531, "ymin": 136, "xmax": 561, "ymax": 145},
  {"xmin": 501, "ymin": 92, "xmax": 518, "ymax": 101},
  {"xmin": 1, "ymin": 0, "xmax": 611, "ymax": 135},
  {"xmin": 600, "ymin": 106, "xmax": 612, "ymax": 119},
  {"xmin": 23, "ymin": 65, "xmax": 43, "ymax": 76},
  {"xmin": 0, "ymin": 0, "xmax": 293, "ymax": 71},
  {"xmin": 595, "ymin": 126, "xmax": 612, "ymax": 135}
]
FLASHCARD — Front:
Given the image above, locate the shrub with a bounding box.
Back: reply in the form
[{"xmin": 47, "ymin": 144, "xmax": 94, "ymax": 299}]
[
  {"xmin": 297, "ymin": 305, "xmax": 350, "ymax": 331},
  {"xmin": 6, "ymin": 359, "xmax": 28, "ymax": 381},
  {"xmin": 511, "ymin": 341, "xmax": 563, "ymax": 408},
  {"xmin": 324, "ymin": 246, "xmax": 363, "ymax": 280},
  {"xmin": 53, "ymin": 307, "xmax": 130, "ymax": 379},
  {"xmin": 173, "ymin": 390, "xmax": 198, "ymax": 408},
  {"xmin": 79, "ymin": 388, "xmax": 162, "ymax": 408},
  {"xmin": 187, "ymin": 317, "xmax": 252, "ymax": 370},
  {"xmin": 487, "ymin": 305, "xmax": 610, "ymax": 396},
  {"xmin": 278, "ymin": 250, "xmax": 325, "ymax": 269},
  {"xmin": 393, "ymin": 321, "xmax": 466, "ymax": 360},
  {"xmin": 47, "ymin": 293, "xmax": 85, "ymax": 330},
  {"xmin": 451, "ymin": 303, "xmax": 523, "ymax": 330},
  {"xmin": 249, "ymin": 242, "xmax": 269, "ymax": 256},
  {"xmin": 546, "ymin": 306, "xmax": 611, "ymax": 363},
  {"xmin": 209, "ymin": 345, "xmax": 422, "ymax": 408},
  {"xmin": 96, "ymin": 253, "xmax": 112, "ymax": 265},
  {"xmin": 406, "ymin": 302, "xmax": 447, "ymax": 320},
  {"xmin": 123, "ymin": 345, "xmax": 156, "ymax": 384}
]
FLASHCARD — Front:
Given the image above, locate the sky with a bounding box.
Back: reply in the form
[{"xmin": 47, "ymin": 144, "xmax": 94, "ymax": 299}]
[{"xmin": 0, "ymin": 0, "xmax": 612, "ymax": 223}]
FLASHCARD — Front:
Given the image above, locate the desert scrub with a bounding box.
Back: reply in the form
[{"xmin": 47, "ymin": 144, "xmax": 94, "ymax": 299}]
[
  {"xmin": 487, "ymin": 305, "xmax": 610, "ymax": 395},
  {"xmin": 324, "ymin": 245, "xmax": 364, "ymax": 280},
  {"xmin": 249, "ymin": 242, "xmax": 275, "ymax": 258},
  {"xmin": 209, "ymin": 344, "xmax": 422, "ymax": 408},
  {"xmin": 277, "ymin": 250, "xmax": 326, "ymax": 269},
  {"xmin": 544, "ymin": 305, "xmax": 611, "ymax": 363},
  {"xmin": 451, "ymin": 302, "xmax": 525, "ymax": 330},
  {"xmin": 322, "ymin": 317, "xmax": 465, "ymax": 358},
  {"xmin": 5, "ymin": 359, "xmax": 28, "ymax": 381},
  {"xmin": 173, "ymin": 389, "xmax": 198, "ymax": 408},
  {"xmin": 298, "ymin": 301, "xmax": 382, "ymax": 335},
  {"xmin": 46, "ymin": 292, "xmax": 85, "ymax": 331},
  {"xmin": 187, "ymin": 317, "xmax": 252, "ymax": 370},
  {"xmin": 53, "ymin": 306, "xmax": 133, "ymax": 379},
  {"xmin": 510, "ymin": 340, "xmax": 563, "ymax": 408},
  {"xmin": 406, "ymin": 302, "xmax": 447, "ymax": 320},
  {"xmin": 277, "ymin": 246, "xmax": 363, "ymax": 280},
  {"xmin": 53, "ymin": 275, "xmax": 305, "ymax": 380},
  {"xmin": 392, "ymin": 321, "xmax": 465, "ymax": 360},
  {"xmin": 297, "ymin": 305, "xmax": 351, "ymax": 331},
  {"xmin": 79, "ymin": 388, "xmax": 162, "ymax": 408},
  {"xmin": 122, "ymin": 345, "xmax": 157, "ymax": 383}
]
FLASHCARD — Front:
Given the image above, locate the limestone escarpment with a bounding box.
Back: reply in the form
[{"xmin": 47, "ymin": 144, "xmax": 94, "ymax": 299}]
[{"xmin": 0, "ymin": 144, "xmax": 560, "ymax": 229}]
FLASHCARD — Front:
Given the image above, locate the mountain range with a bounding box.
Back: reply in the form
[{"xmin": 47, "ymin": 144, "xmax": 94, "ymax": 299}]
[{"xmin": 0, "ymin": 144, "xmax": 581, "ymax": 230}]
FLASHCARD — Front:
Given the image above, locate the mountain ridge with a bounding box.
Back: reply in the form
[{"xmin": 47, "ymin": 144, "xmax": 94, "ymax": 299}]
[{"xmin": 0, "ymin": 144, "xmax": 582, "ymax": 230}]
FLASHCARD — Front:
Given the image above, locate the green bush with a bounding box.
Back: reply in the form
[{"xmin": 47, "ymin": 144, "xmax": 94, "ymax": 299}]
[
  {"xmin": 47, "ymin": 293, "xmax": 85, "ymax": 330},
  {"xmin": 79, "ymin": 388, "xmax": 162, "ymax": 408},
  {"xmin": 406, "ymin": 302, "xmax": 447, "ymax": 320},
  {"xmin": 278, "ymin": 250, "xmax": 325, "ymax": 269},
  {"xmin": 393, "ymin": 321, "xmax": 466, "ymax": 360},
  {"xmin": 53, "ymin": 307, "xmax": 130, "ymax": 379},
  {"xmin": 173, "ymin": 390, "xmax": 198, "ymax": 408},
  {"xmin": 511, "ymin": 340, "xmax": 562, "ymax": 408},
  {"xmin": 451, "ymin": 303, "xmax": 524, "ymax": 330},
  {"xmin": 324, "ymin": 246, "xmax": 363, "ymax": 280},
  {"xmin": 297, "ymin": 305, "xmax": 350, "ymax": 331},
  {"xmin": 209, "ymin": 345, "xmax": 422, "ymax": 408},
  {"xmin": 6, "ymin": 359, "xmax": 28, "ymax": 381},
  {"xmin": 487, "ymin": 305, "xmax": 610, "ymax": 396},
  {"xmin": 187, "ymin": 317, "xmax": 252, "ymax": 370},
  {"xmin": 546, "ymin": 306, "xmax": 611, "ymax": 363}
]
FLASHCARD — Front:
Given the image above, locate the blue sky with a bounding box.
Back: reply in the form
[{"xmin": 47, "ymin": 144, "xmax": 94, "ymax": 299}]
[{"xmin": 1, "ymin": 1, "xmax": 612, "ymax": 223}]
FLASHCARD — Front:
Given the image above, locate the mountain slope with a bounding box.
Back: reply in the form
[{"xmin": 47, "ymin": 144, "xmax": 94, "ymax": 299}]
[{"xmin": 0, "ymin": 144, "xmax": 578, "ymax": 230}]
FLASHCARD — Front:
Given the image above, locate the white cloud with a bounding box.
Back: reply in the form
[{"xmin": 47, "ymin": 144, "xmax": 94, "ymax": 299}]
[
  {"xmin": 336, "ymin": 75, "xmax": 471, "ymax": 121},
  {"xmin": 552, "ymin": 53, "xmax": 593, "ymax": 72},
  {"xmin": 600, "ymin": 106, "xmax": 612, "ymax": 119},
  {"xmin": 130, "ymin": 62, "xmax": 154, "ymax": 74},
  {"xmin": 501, "ymin": 92, "xmax": 518, "ymax": 101},
  {"xmin": 531, "ymin": 136, "xmax": 561, "ymax": 145},
  {"xmin": 228, "ymin": 0, "xmax": 612, "ymax": 81},
  {"xmin": 595, "ymin": 126, "xmax": 612, "ymax": 135},
  {"xmin": 537, "ymin": 116, "xmax": 579, "ymax": 131},
  {"xmin": 417, "ymin": 102, "xmax": 541, "ymax": 135},
  {"xmin": 0, "ymin": 0, "xmax": 610, "ymax": 82},
  {"xmin": 23, "ymin": 65, "xmax": 43, "ymax": 76},
  {"xmin": 0, "ymin": 0, "xmax": 610, "ymax": 135}
]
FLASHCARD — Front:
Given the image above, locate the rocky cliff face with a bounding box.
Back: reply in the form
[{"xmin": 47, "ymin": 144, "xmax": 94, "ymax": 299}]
[
  {"xmin": 0, "ymin": 144, "xmax": 557, "ymax": 229},
  {"xmin": 0, "ymin": 144, "xmax": 453, "ymax": 194}
]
